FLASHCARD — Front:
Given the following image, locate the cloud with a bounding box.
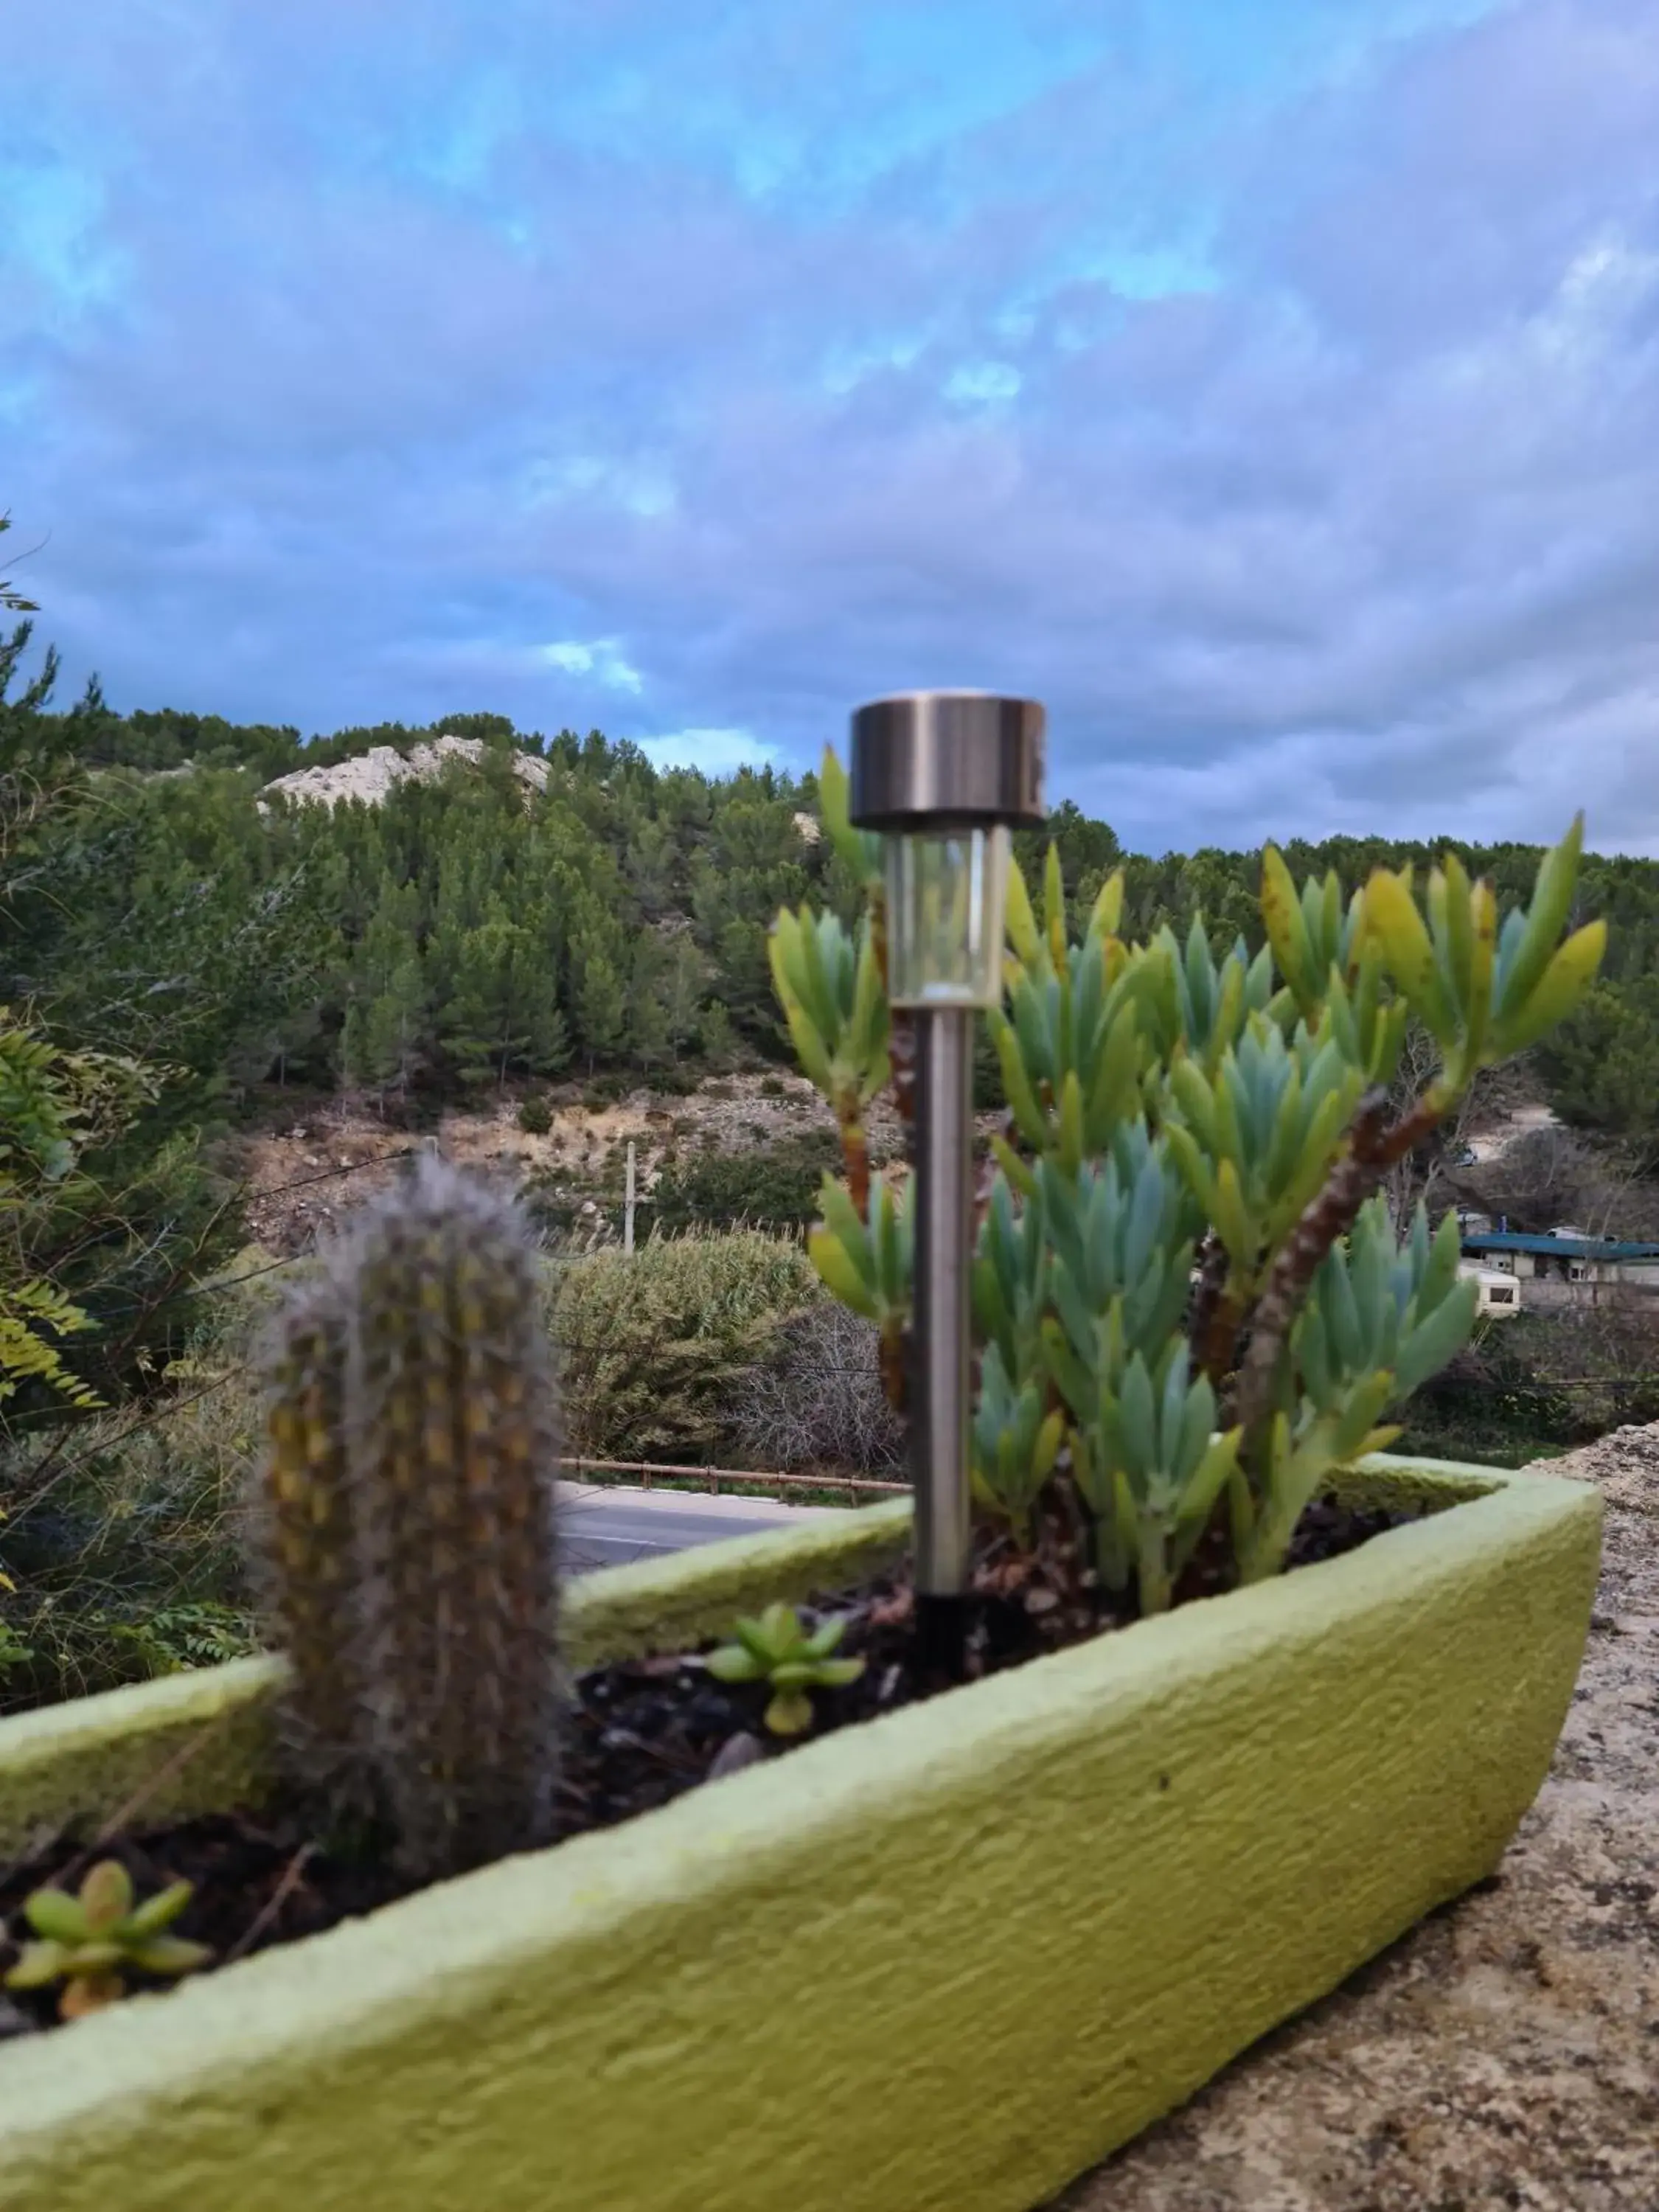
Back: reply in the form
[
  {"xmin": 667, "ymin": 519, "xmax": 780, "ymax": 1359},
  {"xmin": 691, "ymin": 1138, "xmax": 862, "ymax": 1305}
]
[
  {"xmin": 2, "ymin": 0, "xmax": 1657, "ymax": 854},
  {"xmin": 636, "ymin": 726, "xmax": 779, "ymax": 775},
  {"xmin": 539, "ymin": 639, "xmax": 644, "ymax": 694}
]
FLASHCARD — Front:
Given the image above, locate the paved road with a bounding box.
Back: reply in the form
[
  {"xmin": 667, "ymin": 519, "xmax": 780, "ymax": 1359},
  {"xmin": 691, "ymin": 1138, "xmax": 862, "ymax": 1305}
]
[{"xmin": 556, "ymin": 1482, "xmax": 842, "ymax": 1575}]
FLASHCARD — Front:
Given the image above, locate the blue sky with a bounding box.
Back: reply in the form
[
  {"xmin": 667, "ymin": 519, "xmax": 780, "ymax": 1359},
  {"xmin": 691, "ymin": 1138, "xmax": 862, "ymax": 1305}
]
[{"xmin": 3, "ymin": 0, "xmax": 1656, "ymax": 853}]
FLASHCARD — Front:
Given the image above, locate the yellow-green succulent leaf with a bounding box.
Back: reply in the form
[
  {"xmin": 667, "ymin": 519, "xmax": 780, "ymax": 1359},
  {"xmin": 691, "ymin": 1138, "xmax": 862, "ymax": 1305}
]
[
  {"xmin": 1057, "ymin": 1068, "xmax": 1085, "ymax": 1178},
  {"xmin": 990, "ymin": 1010, "xmax": 1051, "ymax": 1150},
  {"xmin": 1211, "ymin": 1156, "xmax": 1255, "ymax": 1274},
  {"xmin": 21, "ymin": 1890, "xmax": 88, "ymax": 1947},
  {"xmin": 79, "ymin": 1862, "xmax": 134, "ymax": 1932},
  {"xmin": 119, "ymin": 1881, "xmax": 195, "ymax": 1942},
  {"xmin": 1004, "ymin": 858, "xmax": 1042, "ymax": 967},
  {"xmin": 1363, "ymin": 869, "xmax": 1457, "ymax": 1043},
  {"xmin": 816, "ymin": 1175, "xmax": 874, "ymax": 1276},
  {"xmin": 1464, "ymin": 877, "xmax": 1497, "ymax": 1067},
  {"xmin": 127, "ymin": 1935, "xmax": 214, "ymax": 1979},
  {"xmin": 990, "ymin": 1133, "xmax": 1039, "ymax": 1201},
  {"xmin": 1495, "ymin": 812, "xmax": 1585, "ymax": 1021},
  {"xmin": 1090, "ymin": 869, "xmax": 1125, "ymax": 942},
  {"xmin": 1043, "ymin": 844, "xmax": 1066, "ymax": 963},
  {"xmin": 807, "ymin": 1228, "xmax": 879, "ymax": 1318},
  {"xmin": 4, "ymin": 1941, "xmax": 72, "ymax": 1992},
  {"xmin": 1260, "ymin": 845, "xmax": 1313, "ymax": 1004},
  {"xmin": 1492, "ymin": 919, "xmax": 1607, "ymax": 1055},
  {"xmin": 1439, "ymin": 855, "xmax": 1475, "ymax": 1017}
]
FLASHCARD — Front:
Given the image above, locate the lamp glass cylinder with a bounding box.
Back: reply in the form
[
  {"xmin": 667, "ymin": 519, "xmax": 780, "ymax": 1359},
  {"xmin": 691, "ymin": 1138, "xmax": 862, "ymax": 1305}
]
[{"xmin": 883, "ymin": 824, "xmax": 1009, "ymax": 1010}]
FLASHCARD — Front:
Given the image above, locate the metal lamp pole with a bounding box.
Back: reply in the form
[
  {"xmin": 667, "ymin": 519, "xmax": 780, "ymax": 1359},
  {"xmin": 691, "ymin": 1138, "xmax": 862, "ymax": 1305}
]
[{"xmin": 849, "ymin": 692, "xmax": 1046, "ymax": 1680}]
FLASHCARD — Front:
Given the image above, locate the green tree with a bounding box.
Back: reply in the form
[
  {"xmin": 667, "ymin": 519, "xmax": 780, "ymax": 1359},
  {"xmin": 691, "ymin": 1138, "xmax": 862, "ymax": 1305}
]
[
  {"xmin": 569, "ymin": 919, "xmax": 627, "ymax": 1068},
  {"xmin": 659, "ymin": 933, "xmax": 706, "ymax": 1061},
  {"xmin": 440, "ymin": 911, "xmax": 568, "ymax": 1089},
  {"xmin": 1534, "ymin": 978, "xmax": 1659, "ymax": 1166},
  {"xmin": 0, "ymin": 513, "xmax": 38, "ymax": 616}
]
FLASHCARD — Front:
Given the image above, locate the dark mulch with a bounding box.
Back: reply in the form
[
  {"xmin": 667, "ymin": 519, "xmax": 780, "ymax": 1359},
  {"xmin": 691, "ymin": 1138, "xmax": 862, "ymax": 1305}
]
[{"xmin": 0, "ymin": 1495, "xmax": 1419, "ymax": 2039}]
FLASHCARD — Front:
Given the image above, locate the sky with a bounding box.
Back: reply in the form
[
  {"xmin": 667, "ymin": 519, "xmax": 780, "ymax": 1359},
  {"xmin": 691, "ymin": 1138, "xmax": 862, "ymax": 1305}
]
[{"xmin": 2, "ymin": 0, "xmax": 1656, "ymax": 855}]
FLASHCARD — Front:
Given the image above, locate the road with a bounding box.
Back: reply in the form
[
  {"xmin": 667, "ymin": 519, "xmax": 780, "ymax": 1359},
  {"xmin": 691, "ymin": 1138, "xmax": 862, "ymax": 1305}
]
[{"xmin": 556, "ymin": 1481, "xmax": 844, "ymax": 1575}]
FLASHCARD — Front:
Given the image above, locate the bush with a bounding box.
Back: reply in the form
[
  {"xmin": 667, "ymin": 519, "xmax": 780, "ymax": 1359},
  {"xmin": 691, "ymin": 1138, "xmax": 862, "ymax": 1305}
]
[
  {"xmin": 517, "ymin": 1096, "xmax": 553, "ymax": 1135},
  {"xmin": 758, "ymin": 1074, "xmax": 786, "ymax": 1099},
  {"xmin": 0, "ymin": 1359, "xmax": 262, "ymax": 1712},
  {"xmin": 0, "ymin": 1251, "xmax": 295, "ymax": 1712},
  {"xmin": 550, "ymin": 1230, "xmax": 818, "ymax": 1464},
  {"xmin": 580, "ymin": 1071, "xmax": 633, "ymax": 1109},
  {"xmin": 650, "ymin": 1129, "xmax": 842, "ymax": 1236},
  {"xmin": 734, "ymin": 1299, "xmax": 905, "ymax": 1475}
]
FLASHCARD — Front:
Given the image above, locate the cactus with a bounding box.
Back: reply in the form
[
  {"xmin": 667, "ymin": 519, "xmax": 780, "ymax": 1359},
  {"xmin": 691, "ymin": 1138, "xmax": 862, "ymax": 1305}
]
[
  {"xmin": 253, "ymin": 1158, "xmax": 561, "ymax": 1881},
  {"xmin": 256, "ymin": 1287, "xmax": 359, "ymax": 1790}
]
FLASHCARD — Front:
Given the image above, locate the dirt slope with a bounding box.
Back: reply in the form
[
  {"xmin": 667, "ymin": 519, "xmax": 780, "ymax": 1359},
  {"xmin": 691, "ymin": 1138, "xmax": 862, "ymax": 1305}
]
[{"xmin": 236, "ymin": 1072, "xmax": 874, "ymax": 1252}]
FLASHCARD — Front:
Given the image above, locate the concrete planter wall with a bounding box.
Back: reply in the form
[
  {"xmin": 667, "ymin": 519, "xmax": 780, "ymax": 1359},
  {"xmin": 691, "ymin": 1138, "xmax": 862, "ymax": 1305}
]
[{"xmin": 0, "ymin": 1456, "xmax": 1600, "ymax": 2212}]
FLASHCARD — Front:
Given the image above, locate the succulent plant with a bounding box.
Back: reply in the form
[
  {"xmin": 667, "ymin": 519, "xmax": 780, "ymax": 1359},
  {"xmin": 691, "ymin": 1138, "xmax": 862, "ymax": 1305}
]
[
  {"xmin": 4, "ymin": 1860, "xmax": 211, "ymax": 2020},
  {"xmin": 778, "ymin": 787, "xmax": 1607, "ymax": 1621},
  {"xmin": 1228, "ymin": 1196, "xmax": 1478, "ymax": 1586},
  {"xmin": 705, "ymin": 1601, "xmax": 866, "ymax": 1736},
  {"xmin": 808, "ymin": 1169, "xmax": 913, "ymax": 1408},
  {"xmin": 253, "ymin": 1156, "xmax": 562, "ymax": 1881},
  {"xmin": 257, "ymin": 1286, "xmax": 358, "ymax": 1788}
]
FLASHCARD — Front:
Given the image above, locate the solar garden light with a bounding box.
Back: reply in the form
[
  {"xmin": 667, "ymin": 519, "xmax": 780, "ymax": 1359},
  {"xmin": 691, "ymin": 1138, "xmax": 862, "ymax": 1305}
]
[{"xmin": 849, "ymin": 692, "xmax": 1046, "ymax": 1678}]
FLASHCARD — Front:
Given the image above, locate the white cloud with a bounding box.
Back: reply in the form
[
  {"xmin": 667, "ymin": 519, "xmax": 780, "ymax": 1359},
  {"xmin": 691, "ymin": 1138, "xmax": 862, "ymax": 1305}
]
[
  {"xmin": 943, "ymin": 360, "xmax": 1022, "ymax": 405},
  {"xmin": 636, "ymin": 725, "xmax": 779, "ymax": 774},
  {"xmin": 538, "ymin": 639, "xmax": 644, "ymax": 694}
]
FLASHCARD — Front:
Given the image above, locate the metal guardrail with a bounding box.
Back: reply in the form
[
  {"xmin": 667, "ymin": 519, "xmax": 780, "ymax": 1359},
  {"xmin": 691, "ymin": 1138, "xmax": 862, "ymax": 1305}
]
[{"xmin": 562, "ymin": 1455, "xmax": 908, "ymax": 1504}]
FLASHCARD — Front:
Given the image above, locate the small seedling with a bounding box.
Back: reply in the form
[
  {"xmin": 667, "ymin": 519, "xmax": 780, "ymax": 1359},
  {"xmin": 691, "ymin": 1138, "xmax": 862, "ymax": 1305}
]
[
  {"xmin": 705, "ymin": 1601, "xmax": 866, "ymax": 1736},
  {"xmin": 4, "ymin": 1860, "xmax": 212, "ymax": 2020}
]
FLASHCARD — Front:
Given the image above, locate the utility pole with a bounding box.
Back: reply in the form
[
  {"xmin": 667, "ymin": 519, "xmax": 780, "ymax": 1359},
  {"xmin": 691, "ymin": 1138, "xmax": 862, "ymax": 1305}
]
[{"xmin": 624, "ymin": 1141, "xmax": 636, "ymax": 1256}]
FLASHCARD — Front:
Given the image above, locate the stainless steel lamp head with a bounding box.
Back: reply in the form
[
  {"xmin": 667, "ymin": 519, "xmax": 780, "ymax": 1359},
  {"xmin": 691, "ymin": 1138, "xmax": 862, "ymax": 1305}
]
[
  {"xmin": 847, "ymin": 691, "xmax": 1046, "ymax": 832},
  {"xmin": 849, "ymin": 692, "xmax": 1046, "ymax": 1013}
]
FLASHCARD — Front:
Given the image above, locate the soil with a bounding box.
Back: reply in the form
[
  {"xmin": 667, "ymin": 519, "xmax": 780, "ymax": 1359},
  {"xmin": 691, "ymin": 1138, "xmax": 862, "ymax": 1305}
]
[
  {"xmin": 1054, "ymin": 1423, "xmax": 1659, "ymax": 2212},
  {"xmin": 234, "ymin": 1071, "xmax": 1023, "ymax": 1257},
  {"xmin": 237, "ymin": 1074, "xmax": 883, "ymax": 1255},
  {"xmin": 0, "ymin": 1496, "xmax": 1415, "ymax": 2039}
]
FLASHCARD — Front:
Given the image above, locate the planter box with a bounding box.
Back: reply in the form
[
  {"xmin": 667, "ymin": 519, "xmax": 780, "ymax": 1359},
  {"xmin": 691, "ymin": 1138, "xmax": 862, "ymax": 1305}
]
[{"xmin": 0, "ymin": 1456, "xmax": 1599, "ymax": 2212}]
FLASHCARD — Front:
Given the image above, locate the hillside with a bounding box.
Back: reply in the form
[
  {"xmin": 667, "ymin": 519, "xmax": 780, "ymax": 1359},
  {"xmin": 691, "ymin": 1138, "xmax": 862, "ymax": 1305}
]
[{"xmin": 7, "ymin": 669, "xmax": 1659, "ymax": 1274}]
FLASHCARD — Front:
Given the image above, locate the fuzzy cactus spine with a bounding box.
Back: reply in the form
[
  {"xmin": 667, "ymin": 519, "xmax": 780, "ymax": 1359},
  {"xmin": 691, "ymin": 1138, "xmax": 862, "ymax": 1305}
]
[
  {"xmin": 255, "ymin": 1287, "xmax": 361, "ymax": 1790},
  {"xmin": 254, "ymin": 1157, "xmax": 561, "ymax": 1882}
]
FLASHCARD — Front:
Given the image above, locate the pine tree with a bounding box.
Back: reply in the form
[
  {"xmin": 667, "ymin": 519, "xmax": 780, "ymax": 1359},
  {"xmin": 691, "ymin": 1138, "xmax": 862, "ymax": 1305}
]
[
  {"xmin": 440, "ymin": 912, "xmax": 568, "ymax": 1090},
  {"xmin": 569, "ymin": 922, "xmax": 626, "ymax": 1070},
  {"xmin": 660, "ymin": 933, "xmax": 706, "ymax": 1061},
  {"xmin": 626, "ymin": 933, "xmax": 672, "ymax": 1068}
]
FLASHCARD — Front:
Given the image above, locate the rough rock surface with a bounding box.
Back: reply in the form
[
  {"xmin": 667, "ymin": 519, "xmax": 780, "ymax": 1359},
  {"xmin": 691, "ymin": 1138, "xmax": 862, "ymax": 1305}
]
[
  {"xmin": 1057, "ymin": 1425, "xmax": 1659, "ymax": 2212},
  {"xmin": 260, "ymin": 732, "xmax": 550, "ymax": 810}
]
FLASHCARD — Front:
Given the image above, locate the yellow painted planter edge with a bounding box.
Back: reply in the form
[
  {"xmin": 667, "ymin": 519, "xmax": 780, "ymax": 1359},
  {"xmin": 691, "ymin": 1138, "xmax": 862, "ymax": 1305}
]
[{"xmin": 0, "ymin": 1455, "xmax": 1602, "ymax": 2212}]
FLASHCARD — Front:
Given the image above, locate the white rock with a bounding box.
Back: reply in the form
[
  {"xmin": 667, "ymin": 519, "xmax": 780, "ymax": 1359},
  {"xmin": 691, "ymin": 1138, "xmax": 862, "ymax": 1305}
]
[{"xmin": 259, "ymin": 734, "xmax": 551, "ymax": 813}]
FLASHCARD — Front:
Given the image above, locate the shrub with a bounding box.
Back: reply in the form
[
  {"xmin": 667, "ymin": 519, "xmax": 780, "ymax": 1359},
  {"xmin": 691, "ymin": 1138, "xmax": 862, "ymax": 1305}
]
[
  {"xmin": 758, "ymin": 1074, "xmax": 786, "ymax": 1099},
  {"xmin": 650, "ymin": 1129, "xmax": 842, "ymax": 1237},
  {"xmin": 516, "ymin": 1096, "xmax": 553, "ymax": 1135},
  {"xmin": 0, "ymin": 1359, "xmax": 262, "ymax": 1712},
  {"xmin": 551, "ymin": 1229, "xmax": 818, "ymax": 1463},
  {"xmin": 734, "ymin": 1298, "xmax": 904, "ymax": 1475},
  {"xmin": 580, "ymin": 1071, "xmax": 633, "ymax": 1109}
]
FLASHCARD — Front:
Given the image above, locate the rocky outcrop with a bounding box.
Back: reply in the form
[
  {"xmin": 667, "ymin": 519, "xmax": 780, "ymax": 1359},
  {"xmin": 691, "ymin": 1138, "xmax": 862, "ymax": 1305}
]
[{"xmin": 260, "ymin": 734, "xmax": 550, "ymax": 810}]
